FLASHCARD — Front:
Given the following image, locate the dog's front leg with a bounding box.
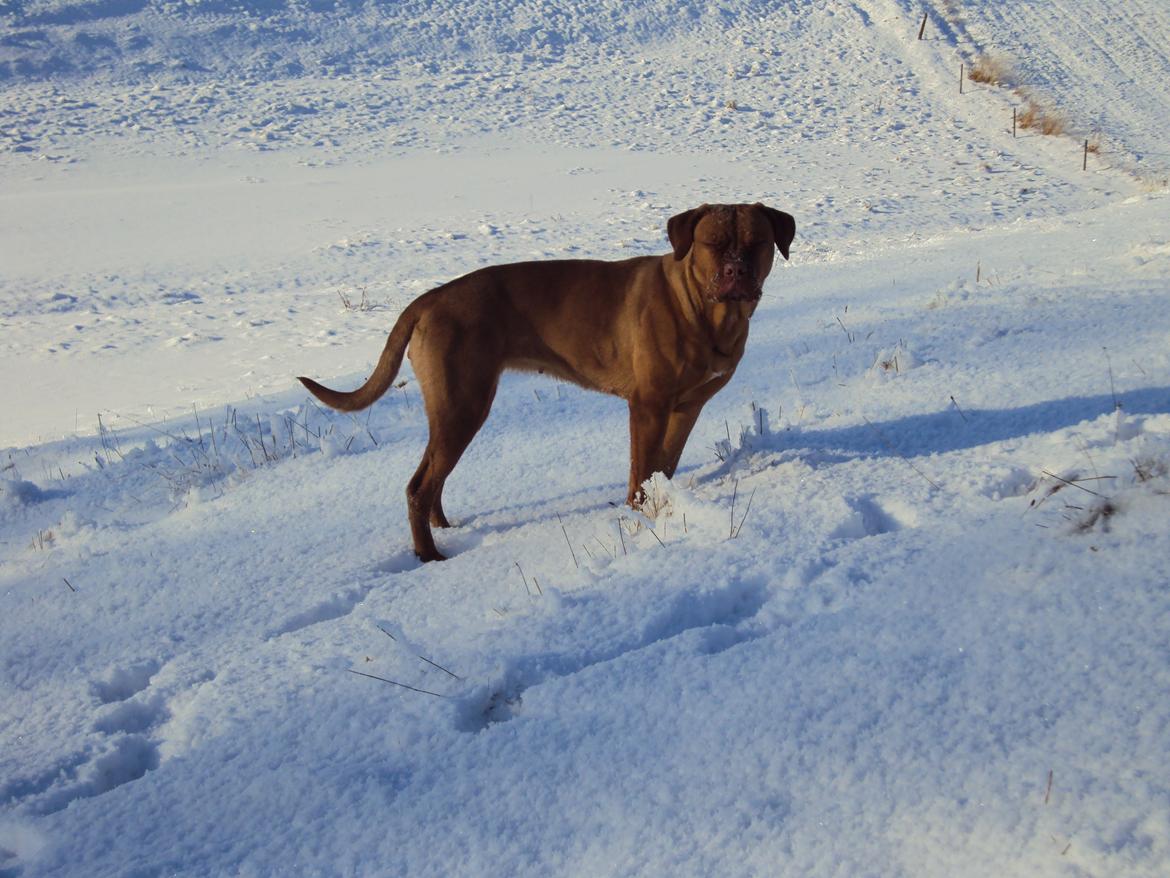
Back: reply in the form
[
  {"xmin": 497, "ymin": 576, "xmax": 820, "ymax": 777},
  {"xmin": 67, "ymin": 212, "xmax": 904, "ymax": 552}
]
[
  {"xmin": 626, "ymin": 399, "xmax": 670, "ymax": 507},
  {"xmin": 660, "ymin": 373, "xmax": 732, "ymax": 478},
  {"xmin": 660, "ymin": 402, "xmax": 706, "ymax": 480}
]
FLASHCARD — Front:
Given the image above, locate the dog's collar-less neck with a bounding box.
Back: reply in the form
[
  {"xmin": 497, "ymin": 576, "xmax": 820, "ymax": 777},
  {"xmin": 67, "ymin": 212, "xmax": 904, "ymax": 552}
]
[{"xmin": 700, "ymin": 292, "xmax": 753, "ymax": 361}]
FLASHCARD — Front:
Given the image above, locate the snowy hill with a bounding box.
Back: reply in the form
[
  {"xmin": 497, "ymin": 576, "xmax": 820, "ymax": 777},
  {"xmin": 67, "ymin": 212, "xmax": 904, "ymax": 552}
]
[
  {"xmin": 1, "ymin": 0, "xmax": 737, "ymax": 80},
  {"xmin": 2, "ymin": 1, "xmax": 1170, "ymax": 876}
]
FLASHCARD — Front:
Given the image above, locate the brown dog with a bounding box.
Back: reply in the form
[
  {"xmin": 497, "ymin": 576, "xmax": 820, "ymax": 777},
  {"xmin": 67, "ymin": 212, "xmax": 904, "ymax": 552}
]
[{"xmin": 299, "ymin": 203, "xmax": 794, "ymax": 561}]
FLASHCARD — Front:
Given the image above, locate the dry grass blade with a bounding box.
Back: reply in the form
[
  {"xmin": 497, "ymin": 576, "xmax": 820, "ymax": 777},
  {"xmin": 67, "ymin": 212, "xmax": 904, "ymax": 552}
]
[
  {"xmin": 373, "ymin": 623, "xmax": 461, "ymax": 679},
  {"xmin": 346, "ymin": 669, "xmax": 447, "ymax": 698},
  {"xmin": 1103, "ymin": 346, "xmax": 1120, "ymax": 411},
  {"xmin": 729, "ymin": 479, "xmax": 739, "ymax": 538},
  {"xmin": 418, "ymin": 654, "xmax": 463, "ymax": 680},
  {"xmin": 950, "ymin": 395, "xmax": 969, "ymax": 423},
  {"xmin": 732, "ymin": 488, "xmax": 757, "ymax": 538},
  {"xmin": 515, "ymin": 561, "xmax": 532, "ymax": 596},
  {"xmin": 557, "ymin": 512, "xmax": 579, "ymax": 569},
  {"xmin": 1040, "ymin": 470, "xmax": 1107, "ymax": 498}
]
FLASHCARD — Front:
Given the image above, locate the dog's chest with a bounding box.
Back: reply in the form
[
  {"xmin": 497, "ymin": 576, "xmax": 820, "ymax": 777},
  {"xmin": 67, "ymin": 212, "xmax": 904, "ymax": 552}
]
[
  {"xmin": 675, "ymin": 356, "xmax": 734, "ymax": 403},
  {"xmin": 672, "ymin": 325, "xmax": 746, "ymax": 400},
  {"xmin": 697, "ymin": 344, "xmax": 740, "ymax": 384}
]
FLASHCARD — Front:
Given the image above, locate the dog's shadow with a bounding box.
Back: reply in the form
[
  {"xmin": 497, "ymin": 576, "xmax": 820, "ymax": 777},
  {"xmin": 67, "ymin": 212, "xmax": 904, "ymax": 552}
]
[
  {"xmin": 487, "ymin": 385, "xmax": 1170, "ymax": 533},
  {"xmin": 368, "ymin": 486, "xmax": 623, "ymax": 571},
  {"xmin": 449, "ymin": 484, "xmax": 625, "ymax": 546},
  {"xmin": 707, "ymin": 385, "xmax": 1170, "ymax": 483},
  {"xmin": 804, "ymin": 386, "xmax": 1167, "ymax": 457},
  {"xmin": 375, "ymin": 386, "xmax": 1170, "ymax": 567}
]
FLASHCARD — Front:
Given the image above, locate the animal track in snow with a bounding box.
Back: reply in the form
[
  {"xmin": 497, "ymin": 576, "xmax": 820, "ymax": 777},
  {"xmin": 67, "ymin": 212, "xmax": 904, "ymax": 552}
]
[
  {"xmin": 89, "ymin": 659, "xmax": 160, "ymax": 704},
  {"xmin": 0, "ymin": 751, "xmax": 90, "ymax": 810},
  {"xmin": 2, "ymin": 664, "xmax": 175, "ymax": 816},
  {"xmin": 92, "ymin": 696, "xmax": 168, "ymax": 736},
  {"xmin": 828, "ymin": 495, "xmax": 916, "ymax": 541},
  {"xmin": 35, "ymin": 735, "xmax": 162, "ymax": 816},
  {"xmin": 264, "ymin": 583, "xmax": 375, "ymax": 640},
  {"xmin": 457, "ymin": 578, "xmax": 770, "ymax": 732},
  {"xmin": 371, "ymin": 551, "xmax": 422, "ymax": 576}
]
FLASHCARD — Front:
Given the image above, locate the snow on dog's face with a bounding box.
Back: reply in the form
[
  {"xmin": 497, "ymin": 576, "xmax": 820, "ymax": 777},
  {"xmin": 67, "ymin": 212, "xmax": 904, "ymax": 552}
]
[{"xmin": 667, "ymin": 203, "xmax": 794, "ymax": 304}]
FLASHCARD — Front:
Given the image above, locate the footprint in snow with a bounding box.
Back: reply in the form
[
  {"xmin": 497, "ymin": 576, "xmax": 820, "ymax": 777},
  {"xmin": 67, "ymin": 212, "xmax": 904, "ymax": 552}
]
[
  {"xmin": 263, "ymin": 582, "xmax": 377, "ymax": 640},
  {"xmin": 455, "ymin": 577, "xmax": 771, "ymax": 733},
  {"xmin": 2, "ymin": 662, "xmax": 174, "ymax": 816},
  {"xmin": 828, "ymin": 495, "xmax": 908, "ymax": 541},
  {"xmin": 89, "ymin": 659, "xmax": 159, "ymax": 704}
]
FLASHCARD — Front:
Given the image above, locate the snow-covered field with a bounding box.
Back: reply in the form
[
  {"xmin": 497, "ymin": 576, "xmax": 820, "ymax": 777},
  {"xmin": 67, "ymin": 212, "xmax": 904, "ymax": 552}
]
[{"xmin": 3, "ymin": 1, "xmax": 1169, "ymax": 875}]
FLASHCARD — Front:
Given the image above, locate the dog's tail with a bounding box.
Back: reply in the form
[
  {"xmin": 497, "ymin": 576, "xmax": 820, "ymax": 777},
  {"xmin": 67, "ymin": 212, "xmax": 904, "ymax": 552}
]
[{"xmin": 297, "ymin": 302, "xmax": 422, "ymax": 412}]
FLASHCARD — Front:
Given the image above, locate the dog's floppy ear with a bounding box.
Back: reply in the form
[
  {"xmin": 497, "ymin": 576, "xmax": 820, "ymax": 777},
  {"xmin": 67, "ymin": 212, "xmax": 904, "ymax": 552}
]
[
  {"xmin": 667, "ymin": 204, "xmax": 709, "ymax": 260},
  {"xmin": 755, "ymin": 204, "xmax": 796, "ymax": 261}
]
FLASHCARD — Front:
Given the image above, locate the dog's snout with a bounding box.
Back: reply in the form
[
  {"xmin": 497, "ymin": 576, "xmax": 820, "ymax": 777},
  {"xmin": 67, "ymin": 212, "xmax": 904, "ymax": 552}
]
[{"xmin": 722, "ymin": 258, "xmax": 750, "ymax": 280}]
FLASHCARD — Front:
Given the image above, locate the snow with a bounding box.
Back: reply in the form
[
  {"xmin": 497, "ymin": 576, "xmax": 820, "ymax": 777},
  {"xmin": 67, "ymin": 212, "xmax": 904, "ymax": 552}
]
[{"xmin": 2, "ymin": 1, "xmax": 1170, "ymax": 875}]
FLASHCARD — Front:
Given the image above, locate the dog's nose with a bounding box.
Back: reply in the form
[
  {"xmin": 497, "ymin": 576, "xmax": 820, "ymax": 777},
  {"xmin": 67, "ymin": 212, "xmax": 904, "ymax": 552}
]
[{"xmin": 723, "ymin": 261, "xmax": 749, "ymax": 280}]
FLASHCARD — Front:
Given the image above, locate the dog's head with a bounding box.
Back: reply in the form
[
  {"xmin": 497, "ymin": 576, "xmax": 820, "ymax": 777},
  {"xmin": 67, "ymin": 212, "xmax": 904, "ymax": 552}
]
[{"xmin": 667, "ymin": 203, "xmax": 795, "ymax": 304}]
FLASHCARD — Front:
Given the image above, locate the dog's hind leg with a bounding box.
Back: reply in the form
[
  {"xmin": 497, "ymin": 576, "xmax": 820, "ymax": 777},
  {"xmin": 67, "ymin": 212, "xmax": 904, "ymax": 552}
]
[
  {"xmin": 406, "ymin": 449, "xmax": 445, "ymax": 562},
  {"xmin": 427, "ymin": 397, "xmax": 494, "ymax": 531},
  {"xmin": 407, "ymin": 399, "xmax": 496, "ymax": 560},
  {"xmin": 430, "ymin": 495, "xmax": 452, "ymax": 529},
  {"xmin": 405, "ymin": 327, "xmax": 501, "ymax": 561}
]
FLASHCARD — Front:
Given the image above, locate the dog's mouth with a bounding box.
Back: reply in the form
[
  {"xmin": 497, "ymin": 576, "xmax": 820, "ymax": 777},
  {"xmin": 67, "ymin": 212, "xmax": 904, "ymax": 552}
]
[{"xmin": 707, "ymin": 285, "xmax": 763, "ymax": 304}]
